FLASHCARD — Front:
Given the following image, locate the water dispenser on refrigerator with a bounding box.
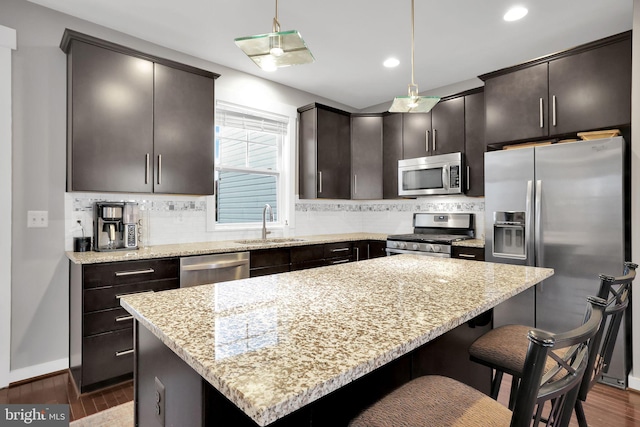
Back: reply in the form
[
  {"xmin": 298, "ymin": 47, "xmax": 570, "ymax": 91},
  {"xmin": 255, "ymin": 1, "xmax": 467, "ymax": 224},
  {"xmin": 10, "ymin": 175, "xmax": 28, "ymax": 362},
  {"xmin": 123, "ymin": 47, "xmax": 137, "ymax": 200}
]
[{"xmin": 492, "ymin": 211, "xmax": 526, "ymax": 259}]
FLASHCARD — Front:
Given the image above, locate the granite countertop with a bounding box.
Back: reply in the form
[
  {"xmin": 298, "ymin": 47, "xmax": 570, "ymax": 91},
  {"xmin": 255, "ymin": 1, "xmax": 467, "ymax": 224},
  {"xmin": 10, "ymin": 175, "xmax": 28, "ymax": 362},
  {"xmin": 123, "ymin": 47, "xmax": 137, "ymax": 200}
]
[
  {"xmin": 453, "ymin": 238, "xmax": 485, "ymax": 248},
  {"xmin": 66, "ymin": 232, "xmax": 388, "ymax": 264},
  {"xmin": 121, "ymin": 255, "xmax": 552, "ymax": 426}
]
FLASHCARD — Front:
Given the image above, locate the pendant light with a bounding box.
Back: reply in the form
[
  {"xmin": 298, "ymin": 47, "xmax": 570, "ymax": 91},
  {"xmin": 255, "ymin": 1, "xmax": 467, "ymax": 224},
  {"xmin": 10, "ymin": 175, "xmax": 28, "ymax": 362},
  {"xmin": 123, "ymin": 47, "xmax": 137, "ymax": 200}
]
[
  {"xmin": 389, "ymin": 0, "xmax": 440, "ymax": 113},
  {"xmin": 234, "ymin": 0, "xmax": 314, "ymax": 72}
]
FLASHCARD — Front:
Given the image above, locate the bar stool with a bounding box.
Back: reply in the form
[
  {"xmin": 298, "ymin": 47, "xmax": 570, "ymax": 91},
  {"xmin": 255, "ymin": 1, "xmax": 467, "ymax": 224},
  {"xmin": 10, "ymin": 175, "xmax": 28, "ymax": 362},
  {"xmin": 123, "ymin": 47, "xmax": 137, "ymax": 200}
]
[
  {"xmin": 349, "ymin": 297, "xmax": 606, "ymax": 427},
  {"xmin": 468, "ymin": 262, "xmax": 636, "ymax": 424}
]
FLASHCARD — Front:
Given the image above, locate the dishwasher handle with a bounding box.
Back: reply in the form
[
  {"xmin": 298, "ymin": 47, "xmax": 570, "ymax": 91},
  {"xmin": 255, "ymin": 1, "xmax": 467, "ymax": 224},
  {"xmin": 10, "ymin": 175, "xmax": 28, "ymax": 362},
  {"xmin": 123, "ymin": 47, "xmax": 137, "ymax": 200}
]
[{"xmin": 181, "ymin": 260, "xmax": 248, "ymax": 271}]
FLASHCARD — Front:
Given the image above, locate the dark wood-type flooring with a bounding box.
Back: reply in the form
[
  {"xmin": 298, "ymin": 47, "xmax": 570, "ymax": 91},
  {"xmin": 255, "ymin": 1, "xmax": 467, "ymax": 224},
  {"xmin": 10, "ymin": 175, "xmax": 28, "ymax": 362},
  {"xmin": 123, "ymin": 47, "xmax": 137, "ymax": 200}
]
[
  {"xmin": 0, "ymin": 370, "xmax": 133, "ymax": 421},
  {"xmin": 1, "ymin": 369, "xmax": 639, "ymax": 424}
]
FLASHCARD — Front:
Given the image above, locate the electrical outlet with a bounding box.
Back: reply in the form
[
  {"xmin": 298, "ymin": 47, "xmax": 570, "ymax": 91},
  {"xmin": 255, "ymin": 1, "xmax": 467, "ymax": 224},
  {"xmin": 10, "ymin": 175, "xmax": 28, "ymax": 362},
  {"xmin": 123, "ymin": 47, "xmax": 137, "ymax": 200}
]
[
  {"xmin": 27, "ymin": 211, "xmax": 48, "ymax": 228},
  {"xmin": 154, "ymin": 377, "xmax": 165, "ymax": 426}
]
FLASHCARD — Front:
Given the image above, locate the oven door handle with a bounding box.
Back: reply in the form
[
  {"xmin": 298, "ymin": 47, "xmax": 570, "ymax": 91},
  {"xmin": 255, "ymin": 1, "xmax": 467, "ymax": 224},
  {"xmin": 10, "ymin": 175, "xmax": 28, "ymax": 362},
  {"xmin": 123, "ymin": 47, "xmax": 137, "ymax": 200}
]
[{"xmin": 386, "ymin": 248, "xmax": 450, "ymax": 258}]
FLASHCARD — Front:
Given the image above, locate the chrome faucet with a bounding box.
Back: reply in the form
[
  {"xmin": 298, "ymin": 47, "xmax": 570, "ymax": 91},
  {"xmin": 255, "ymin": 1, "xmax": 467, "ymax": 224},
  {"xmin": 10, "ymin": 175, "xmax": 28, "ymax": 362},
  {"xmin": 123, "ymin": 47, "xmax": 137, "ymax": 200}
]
[{"xmin": 262, "ymin": 204, "xmax": 273, "ymax": 239}]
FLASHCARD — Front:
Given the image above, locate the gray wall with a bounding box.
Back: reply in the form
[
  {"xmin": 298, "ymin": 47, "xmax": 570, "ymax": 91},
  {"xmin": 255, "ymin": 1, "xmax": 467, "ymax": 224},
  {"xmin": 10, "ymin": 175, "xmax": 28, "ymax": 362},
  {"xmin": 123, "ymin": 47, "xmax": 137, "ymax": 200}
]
[{"xmin": 0, "ymin": 0, "xmax": 350, "ymax": 374}]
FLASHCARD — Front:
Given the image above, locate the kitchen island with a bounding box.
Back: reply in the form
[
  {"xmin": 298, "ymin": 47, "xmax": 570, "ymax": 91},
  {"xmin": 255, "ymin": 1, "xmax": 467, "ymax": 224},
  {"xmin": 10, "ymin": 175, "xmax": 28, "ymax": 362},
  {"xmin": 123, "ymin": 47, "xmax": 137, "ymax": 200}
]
[{"xmin": 121, "ymin": 254, "xmax": 552, "ymax": 427}]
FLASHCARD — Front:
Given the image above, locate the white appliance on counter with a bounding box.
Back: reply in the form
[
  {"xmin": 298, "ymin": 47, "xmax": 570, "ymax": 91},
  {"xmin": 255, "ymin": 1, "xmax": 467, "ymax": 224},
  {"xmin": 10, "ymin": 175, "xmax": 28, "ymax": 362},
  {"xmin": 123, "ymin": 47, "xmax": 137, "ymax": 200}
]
[{"xmin": 484, "ymin": 136, "xmax": 629, "ymax": 388}]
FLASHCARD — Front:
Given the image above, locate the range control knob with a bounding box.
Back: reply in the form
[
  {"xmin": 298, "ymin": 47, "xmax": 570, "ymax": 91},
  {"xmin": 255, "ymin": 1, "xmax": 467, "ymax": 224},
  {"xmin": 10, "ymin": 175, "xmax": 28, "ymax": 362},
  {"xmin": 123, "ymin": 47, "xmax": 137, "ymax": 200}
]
[
  {"xmin": 398, "ymin": 242, "xmax": 407, "ymax": 249},
  {"xmin": 432, "ymin": 245, "xmax": 441, "ymax": 253},
  {"xmin": 412, "ymin": 243, "xmax": 419, "ymax": 250}
]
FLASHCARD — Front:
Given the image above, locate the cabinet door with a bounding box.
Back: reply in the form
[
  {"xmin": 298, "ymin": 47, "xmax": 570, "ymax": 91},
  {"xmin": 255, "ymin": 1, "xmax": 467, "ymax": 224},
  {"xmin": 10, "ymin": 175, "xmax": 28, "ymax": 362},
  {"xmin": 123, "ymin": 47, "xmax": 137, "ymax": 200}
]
[
  {"xmin": 69, "ymin": 41, "xmax": 153, "ymax": 192},
  {"xmin": 464, "ymin": 91, "xmax": 485, "ymax": 196},
  {"xmin": 402, "ymin": 112, "xmax": 431, "ymax": 158},
  {"xmin": 549, "ymin": 38, "xmax": 631, "ymax": 135},
  {"xmin": 154, "ymin": 64, "xmax": 214, "ymax": 195},
  {"xmin": 351, "ymin": 116, "xmax": 383, "ymax": 200},
  {"xmin": 484, "ymin": 63, "xmax": 548, "ymax": 144},
  {"xmin": 431, "ymin": 97, "xmax": 464, "ymax": 155},
  {"xmin": 298, "ymin": 108, "xmax": 318, "ymax": 199},
  {"xmin": 383, "ymin": 113, "xmax": 403, "ymax": 199},
  {"xmin": 317, "ymin": 108, "xmax": 351, "ymax": 199}
]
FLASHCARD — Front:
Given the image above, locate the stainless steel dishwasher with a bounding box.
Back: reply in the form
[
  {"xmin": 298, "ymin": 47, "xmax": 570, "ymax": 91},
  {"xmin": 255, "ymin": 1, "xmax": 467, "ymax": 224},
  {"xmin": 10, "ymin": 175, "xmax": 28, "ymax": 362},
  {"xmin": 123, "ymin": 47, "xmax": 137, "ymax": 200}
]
[{"xmin": 179, "ymin": 252, "xmax": 250, "ymax": 287}]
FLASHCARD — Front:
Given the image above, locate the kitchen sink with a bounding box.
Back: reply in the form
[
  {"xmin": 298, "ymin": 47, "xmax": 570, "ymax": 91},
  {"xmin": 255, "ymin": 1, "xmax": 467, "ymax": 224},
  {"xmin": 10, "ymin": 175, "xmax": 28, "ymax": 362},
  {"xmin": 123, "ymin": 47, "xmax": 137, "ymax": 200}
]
[{"xmin": 234, "ymin": 238, "xmax": 306, "ymax": 245}]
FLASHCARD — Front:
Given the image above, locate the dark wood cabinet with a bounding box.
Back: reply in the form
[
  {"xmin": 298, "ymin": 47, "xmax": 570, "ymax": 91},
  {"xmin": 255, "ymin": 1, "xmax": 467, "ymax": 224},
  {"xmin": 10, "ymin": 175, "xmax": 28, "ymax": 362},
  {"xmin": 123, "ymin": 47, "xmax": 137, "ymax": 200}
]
[
  {"xmin": 250, "ymin": 248, "xmax": 290, "ymax": 277},
  {"xmin": 69, "ymin": 258, "xmax": 179, "ymax": 393},
  {"xmin": 464, "ymin": 90, "xmax": 485, "ymax": 197},
  {"xmin": 290, "ymin": 244, "xmax": 327, "ymax": 271},
  {"xmin": 153, "ymin": 64, "xmax": 214, "ymax": 195},
  {"xmin": 298, "ymin": 104, "xmax": 351, "ymax": 199},
  {"xmin": 324, "ymin": 242, "xmax": 353, "ymax": 265},
  {"xmin": 548, "ymin": 36, "xmax": 631, "ymax": 135},
  {"xmin": 354, "ymin": 240, "xmax": 387, "ymax": 261},
  {"xmin": 351, "ymin": 115, "xmax": 383, "ymax": 199},
  {"xmin": 61, "ymin": 30, "xmax": 219, "ymax": 195},
  {"xmin": 482, "ymin": 32, "xmax": 631, "ymax": 145},
  {"xmin": 66, "ymin": 39, "xmax": 154, "ymax": 193},
  {"xmin": 382, "ymin": 113, "xmax": 403, "ymax": 199},
  {"xmin": 451, "ymin": 246, "xmax": 485, "ymax": 261},
  {"xmin": 431, "ymin": 97, "xmax": 465, "ymax": 155},
  {"xmin": 402, "ymin": 113, "xmax": 431, "ymax": 159}
]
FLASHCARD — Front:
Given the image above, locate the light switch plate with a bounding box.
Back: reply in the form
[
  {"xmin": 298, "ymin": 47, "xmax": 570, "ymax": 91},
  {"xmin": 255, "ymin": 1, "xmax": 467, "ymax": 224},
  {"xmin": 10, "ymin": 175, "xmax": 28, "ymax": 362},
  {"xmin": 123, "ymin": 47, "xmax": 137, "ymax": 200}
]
[{"xmin": 27, "ymin": 211, "xmax": 48, "ymax": 228}]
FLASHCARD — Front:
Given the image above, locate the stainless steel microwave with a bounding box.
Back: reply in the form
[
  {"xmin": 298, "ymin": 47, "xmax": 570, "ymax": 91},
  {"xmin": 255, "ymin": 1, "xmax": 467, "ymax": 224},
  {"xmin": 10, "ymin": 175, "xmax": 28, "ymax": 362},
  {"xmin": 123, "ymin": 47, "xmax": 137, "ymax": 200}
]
[{"xmin": 398, "ymin": 152, "xmax": 463, "ymax": 196}]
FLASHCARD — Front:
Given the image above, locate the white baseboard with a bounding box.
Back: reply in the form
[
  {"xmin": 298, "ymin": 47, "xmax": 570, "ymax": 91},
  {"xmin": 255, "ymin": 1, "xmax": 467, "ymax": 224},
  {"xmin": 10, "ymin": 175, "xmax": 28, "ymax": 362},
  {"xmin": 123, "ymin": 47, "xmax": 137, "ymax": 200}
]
[
  {"xmin": 628, "ymin": 374, "xmax": 640, "ymax": 391},
  {"xmin": 7, "ymin": 358, "xmax": 69, "ymax": 385}
]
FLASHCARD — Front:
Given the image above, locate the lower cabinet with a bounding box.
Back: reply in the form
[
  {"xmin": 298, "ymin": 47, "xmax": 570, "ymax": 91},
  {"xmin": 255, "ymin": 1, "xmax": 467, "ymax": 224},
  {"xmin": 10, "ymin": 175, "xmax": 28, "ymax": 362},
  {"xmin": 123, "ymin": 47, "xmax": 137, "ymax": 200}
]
[
  {"xmin": 70, "ymin": 258, "xmax": 179, "ymax": 393},
  {"xmin": 353, "ymin": 240, "xmax": 387, "ymax": 261},
  {"xmin": 451, "ymin": 246, "xmax": 485, "ymax": 261},
  {"xmin": 250, "ymin": 248, "xmax": 290, "ymax": 277}
]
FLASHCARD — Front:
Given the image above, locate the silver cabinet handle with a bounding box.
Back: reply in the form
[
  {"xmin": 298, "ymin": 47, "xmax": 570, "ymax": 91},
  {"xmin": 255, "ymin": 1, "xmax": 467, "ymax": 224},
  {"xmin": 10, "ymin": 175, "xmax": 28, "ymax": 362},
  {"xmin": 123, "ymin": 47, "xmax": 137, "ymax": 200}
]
[
  {"xmin": 116, "ymin": 290, "xmax": 154, "ymax": 299},
  {"xmin": 318, "ymin": 171, "xmax": 323, "ymax": 194},
  {"xmin": 115, "ymin": 268, "xmax": 155, "ymax": 277},
  {"xmin": 552, "ymin": 95, "xmax": 557, "ymax": 127},
  {"xmin": 432, "ymin": 129, "xmax": 437, "ymax": 152},
  {"xmin": 115, "ymin": 349, "xmax": 134, "ymax": 357},
  {"xmin": 355, "ymin": 246, "xmax": 360, "ymax": 261},
  {"xmin": 458, "ymin": 253, "xmax": 476, "ymax": 259},
  {"xmin": 181, "ymin": 260, "xmax": 248, "ymax": 271},
  {"xmin": 539, "ymin": 98, "xmax": 544, "ymax": 128},
  {"xmin": 331, "ymin": 259, "xmax": 350, "ymax": 265},
  {"xmin": 145, "ymin": 153, "xmax": 150, "ymax": 184},
  {"xmin": 354, "ymin": 174, "xmax": 357, "ymax": 195},
  {"xmin": 425, "ymin": 130, "xmax": 429, "ymax": 153},
  {"xmin": 157, "ymin": 154, "xmax": 162, "ymax": 185},
  {"xmin": 466, "ymin": 166, "xmax": 470, "ymax": 191},
  {"xmin": 115, "ymin": 315, "xmax": 134, "ymax": 322},
  {"xmin": 332, "ymin": 247, "xmax": 350, "ymax": 252}
]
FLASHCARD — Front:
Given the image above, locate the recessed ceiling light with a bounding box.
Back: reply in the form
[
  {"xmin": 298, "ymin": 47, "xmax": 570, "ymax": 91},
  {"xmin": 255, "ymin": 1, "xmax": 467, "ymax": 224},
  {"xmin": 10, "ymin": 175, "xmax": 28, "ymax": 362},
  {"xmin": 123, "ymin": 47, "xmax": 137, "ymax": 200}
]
[
  {"xmin": 384, "ymin": 58, "xmax": 400, "ymax": 68},
  {"xmin": 504, "ymin": 6, "xmax": 528, "ymax": 22}
]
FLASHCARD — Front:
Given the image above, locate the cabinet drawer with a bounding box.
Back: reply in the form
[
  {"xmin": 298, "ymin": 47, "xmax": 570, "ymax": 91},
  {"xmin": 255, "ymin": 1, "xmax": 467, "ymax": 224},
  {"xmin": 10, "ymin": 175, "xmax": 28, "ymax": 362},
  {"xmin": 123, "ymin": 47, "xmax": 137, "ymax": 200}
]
[
  {"xmin": 84, "ymin": 307, "xmax": 133, "ymax": 337},
  {"xmin": 326, "ymin": 257, "xmax": 352, "ymax": 266},
  {"xmin": 84, "ymin": 278, "xmax": 178, "ymax": 313},
  {"xmin": 250, "ymin": 264, "xmax": 291, "ymax": 278},
  {"xmin": 452, "ymin": 246, "xmax": 485, "ymax": 261},
  {"xmin": 290, "ymin": 244, "xmax": 324, "ymax": 264},
  {"xmin": 290, "ymin": 259, "xmax": 327, "ymax": 272},
  {"xmin": 250, "ymin": 248, "xmax": 290, "ymax": 269},
  {"xmin": 83, "ymin": 258, "xmax": 179, "ymax": 289},
  {"xmin": 82, "ymin": 328, "xmax": 134, "ymax": 386},
  {"xmin": 324, "ymin": 242, "xmax": 352, "ymax": 258}
]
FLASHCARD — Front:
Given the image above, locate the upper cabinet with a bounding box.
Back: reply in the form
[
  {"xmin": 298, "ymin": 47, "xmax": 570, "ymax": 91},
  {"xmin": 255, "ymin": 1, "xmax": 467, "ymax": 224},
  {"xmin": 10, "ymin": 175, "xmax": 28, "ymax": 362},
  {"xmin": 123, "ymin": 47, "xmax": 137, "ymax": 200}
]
[
  {"xmin": 351, "ymin": 115, "xmax": 383, "ymax": 200},
  {"xmin": 464, "ymin": 90, "xmax": 485, "ymax": 197},
  {"xmin": 298, "ymin": 104, "xmax": 351, "ymax": 199},
  {"xmin": 61, "ymin": 30, "xmax": 219, "ymax": 194},
  {"xmin": 482, "ymin": 32, "xmax": 631, "ymax": 145},
  {"xmin": 382, "ymin": 113, "xmax": 403, "ymax": 199},
  {"xmin": 402, "ymin": 113, "xmax": 431, "ymax": 159},
  {"xmin": 431, "ymin": 96, "xmax": 465, "ymax": 156}
]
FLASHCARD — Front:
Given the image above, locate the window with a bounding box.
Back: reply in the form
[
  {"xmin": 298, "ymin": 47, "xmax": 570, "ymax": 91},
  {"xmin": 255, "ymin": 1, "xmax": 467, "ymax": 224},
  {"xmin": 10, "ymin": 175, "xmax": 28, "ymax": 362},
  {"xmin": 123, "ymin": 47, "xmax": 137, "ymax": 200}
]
[{"xmin": 215, "ymin": 102, "xmax": 288, "ymax": 224}]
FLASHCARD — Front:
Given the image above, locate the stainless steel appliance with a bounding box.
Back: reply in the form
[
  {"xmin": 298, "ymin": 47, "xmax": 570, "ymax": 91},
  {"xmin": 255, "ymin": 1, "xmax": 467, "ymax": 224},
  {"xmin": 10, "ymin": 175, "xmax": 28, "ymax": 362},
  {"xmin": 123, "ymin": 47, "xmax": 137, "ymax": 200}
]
[
  {"xmin": 94, "ymin": 202, "xmax": 139, "ymax": 252},
  {"xmin": 387, "ymin": 213, "xmax": 474, "ymax": 257},
  {"xmin": 398, "ymin": 152, "xmax": 463, "ymax": 196},
  {"xmin": 180, "ymin": 252, "xmax": 250, "ymax": 288},
  {"xmin": 484, "ymin": 136, "xmax": 629, "ymax": 388}
]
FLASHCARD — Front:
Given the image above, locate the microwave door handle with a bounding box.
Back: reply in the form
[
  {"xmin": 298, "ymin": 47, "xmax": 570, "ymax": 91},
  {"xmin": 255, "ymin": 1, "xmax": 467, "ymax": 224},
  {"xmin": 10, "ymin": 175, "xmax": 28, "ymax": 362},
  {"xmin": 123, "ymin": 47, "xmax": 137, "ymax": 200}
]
[{"xmin": 442, "ymin": 165, "xmax": 449, "ymax": 190}]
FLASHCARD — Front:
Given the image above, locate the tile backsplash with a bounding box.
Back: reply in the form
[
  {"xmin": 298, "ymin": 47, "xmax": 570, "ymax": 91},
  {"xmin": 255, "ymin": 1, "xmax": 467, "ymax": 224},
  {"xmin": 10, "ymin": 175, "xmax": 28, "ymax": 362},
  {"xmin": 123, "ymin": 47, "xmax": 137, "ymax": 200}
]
[{"xmin": 65, "ymin": 193, "xmax": 484, "ymax": 251}]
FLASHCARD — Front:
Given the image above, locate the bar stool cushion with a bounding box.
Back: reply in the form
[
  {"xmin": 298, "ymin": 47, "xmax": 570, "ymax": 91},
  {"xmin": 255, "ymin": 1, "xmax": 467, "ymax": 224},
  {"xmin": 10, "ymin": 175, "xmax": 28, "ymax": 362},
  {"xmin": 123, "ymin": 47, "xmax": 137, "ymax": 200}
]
[
  {"xmin": 469, "ymin": 324, "xmax": 530, "ymax": 375},
  {"xmin": 349, "ymin": 375, "xmax": 512, "ymax": 427}
]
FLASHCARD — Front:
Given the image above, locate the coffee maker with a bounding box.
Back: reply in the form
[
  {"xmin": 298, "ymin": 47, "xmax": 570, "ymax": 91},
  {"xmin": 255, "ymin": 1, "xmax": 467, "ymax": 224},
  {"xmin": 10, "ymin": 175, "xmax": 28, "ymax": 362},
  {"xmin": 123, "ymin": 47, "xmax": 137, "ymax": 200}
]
[{"xmin": 94, "ymin": 202, "xmax": 139, "ymax": 251}]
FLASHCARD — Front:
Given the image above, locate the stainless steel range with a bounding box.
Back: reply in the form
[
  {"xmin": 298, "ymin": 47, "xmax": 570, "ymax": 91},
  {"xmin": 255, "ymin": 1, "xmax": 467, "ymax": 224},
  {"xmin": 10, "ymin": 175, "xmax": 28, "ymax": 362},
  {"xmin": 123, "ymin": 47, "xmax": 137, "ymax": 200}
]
[{"xmin": 387, "ymin": 213, "xmax": 474, "ymax": 257}]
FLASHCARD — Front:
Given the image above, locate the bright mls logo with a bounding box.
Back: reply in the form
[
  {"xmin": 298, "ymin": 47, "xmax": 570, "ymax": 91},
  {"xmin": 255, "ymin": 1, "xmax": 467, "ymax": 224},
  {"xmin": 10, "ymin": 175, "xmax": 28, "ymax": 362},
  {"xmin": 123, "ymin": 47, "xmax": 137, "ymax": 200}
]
[{"xmin": 0, "ymin": 405, "xmax": 69, "ymax": 426}]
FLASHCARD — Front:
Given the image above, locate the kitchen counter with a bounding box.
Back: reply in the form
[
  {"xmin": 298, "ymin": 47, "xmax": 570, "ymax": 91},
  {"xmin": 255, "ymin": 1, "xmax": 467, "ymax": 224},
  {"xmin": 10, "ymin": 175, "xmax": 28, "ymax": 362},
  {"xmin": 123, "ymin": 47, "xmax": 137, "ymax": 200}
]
[
  {"xmin": 453, "ymin": 238, "xmax": 485, "ymax": 248},
  {"xmin": 121, "ymin": 255, "xmax": 552, "ymax": 426},
  {"xmin": 65, "ymin": 232, "xmax": 388, "ymax": 264}
]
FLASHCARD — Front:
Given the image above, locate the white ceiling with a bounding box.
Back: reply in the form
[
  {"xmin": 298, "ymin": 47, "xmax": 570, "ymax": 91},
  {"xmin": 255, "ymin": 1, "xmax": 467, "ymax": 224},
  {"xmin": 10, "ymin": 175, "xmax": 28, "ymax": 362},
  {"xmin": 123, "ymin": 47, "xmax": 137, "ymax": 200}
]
[{"xmin": 27, "ymin": 0, "xmax": 632, "ymax": 110}]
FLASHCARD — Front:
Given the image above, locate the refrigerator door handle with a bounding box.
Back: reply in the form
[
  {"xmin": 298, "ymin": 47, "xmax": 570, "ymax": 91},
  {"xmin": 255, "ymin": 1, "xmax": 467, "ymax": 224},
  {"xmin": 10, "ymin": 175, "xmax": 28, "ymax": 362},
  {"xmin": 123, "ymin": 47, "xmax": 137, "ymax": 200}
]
[
  {"xmin": 525, "ymin": 180, "xmax": 535, "ymax": 266},
  {"xmin": 535, "ymin": 179, "xmax": 543, "ymax": 290}
]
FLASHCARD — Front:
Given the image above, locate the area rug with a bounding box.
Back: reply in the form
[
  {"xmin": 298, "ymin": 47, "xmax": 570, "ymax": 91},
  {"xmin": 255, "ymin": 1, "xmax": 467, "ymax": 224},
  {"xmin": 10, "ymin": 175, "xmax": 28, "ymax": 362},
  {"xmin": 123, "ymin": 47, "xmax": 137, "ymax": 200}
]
[{"xmin": 70, "ymin": 401, "xmax": 133, "ymax": 427}]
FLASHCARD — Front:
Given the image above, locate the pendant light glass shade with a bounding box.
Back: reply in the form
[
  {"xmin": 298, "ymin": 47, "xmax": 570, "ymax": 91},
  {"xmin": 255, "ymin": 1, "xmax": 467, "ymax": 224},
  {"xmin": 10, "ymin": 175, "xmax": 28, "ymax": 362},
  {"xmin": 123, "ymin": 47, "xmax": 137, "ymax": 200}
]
[
  {"xmin": 234, "ymin": 0, "xmax": 314, "ymax": 71},
  {"xmin": 389, "ymin": 0, "xmax": 439, "ymax": 113}
]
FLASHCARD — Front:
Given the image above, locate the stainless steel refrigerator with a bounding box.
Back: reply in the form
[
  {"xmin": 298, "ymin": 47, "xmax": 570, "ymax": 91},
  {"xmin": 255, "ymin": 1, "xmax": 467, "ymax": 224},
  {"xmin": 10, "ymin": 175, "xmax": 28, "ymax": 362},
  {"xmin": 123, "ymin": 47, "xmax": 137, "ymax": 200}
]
[{"xmin": 484, "ymin": 136, "xmax": 629, "ymax": 388}]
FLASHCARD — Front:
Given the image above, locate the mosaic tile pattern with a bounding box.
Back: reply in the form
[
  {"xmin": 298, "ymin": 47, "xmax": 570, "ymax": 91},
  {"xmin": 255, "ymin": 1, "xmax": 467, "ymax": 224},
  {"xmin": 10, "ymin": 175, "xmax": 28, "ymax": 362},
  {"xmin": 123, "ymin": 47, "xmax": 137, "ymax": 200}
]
[
  {"xmin": 121, "ymin": 256, "xmax": 552, "ymax": 426},
  {"xmin": 295, "ymin": 198, "xmax": 485, "ymax": 213}
]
